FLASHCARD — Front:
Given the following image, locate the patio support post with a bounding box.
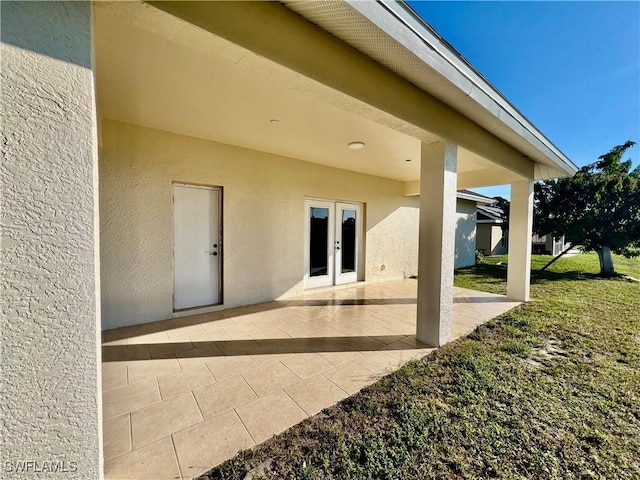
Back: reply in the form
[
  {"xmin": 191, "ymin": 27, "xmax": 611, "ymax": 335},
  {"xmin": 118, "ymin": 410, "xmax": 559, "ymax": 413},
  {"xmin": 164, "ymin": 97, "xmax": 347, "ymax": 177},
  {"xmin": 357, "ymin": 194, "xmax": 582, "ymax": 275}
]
[
  {"xmin": 507, "ymin": 180, "xmax": 534, "ymax": 301},
  {"xmin": 416, "ymin": 141, "xmax": 458, "ymax": 347},
  {"xmin": 1, "ymin": 2, "xmax": 102, "ymax": 478}
]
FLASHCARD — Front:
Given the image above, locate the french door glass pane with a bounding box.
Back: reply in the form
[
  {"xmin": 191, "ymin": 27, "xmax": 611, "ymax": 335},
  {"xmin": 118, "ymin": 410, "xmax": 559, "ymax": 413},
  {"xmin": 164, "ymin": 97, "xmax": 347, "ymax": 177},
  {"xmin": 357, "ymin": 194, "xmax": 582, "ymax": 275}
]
[
  {"xmin": 310, "ymin": 207, "xmax": 329, "ymax": 277},
  {"xmin": 341, "ymin": 209, "xmax": 356, "ymax": 273}
]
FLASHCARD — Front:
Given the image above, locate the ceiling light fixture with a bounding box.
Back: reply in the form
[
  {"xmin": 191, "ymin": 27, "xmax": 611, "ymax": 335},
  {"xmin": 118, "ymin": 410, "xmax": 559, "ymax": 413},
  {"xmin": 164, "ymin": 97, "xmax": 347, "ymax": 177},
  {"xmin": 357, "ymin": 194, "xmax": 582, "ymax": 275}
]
[{"xmin": 348, "ymin": 141, "xmax": 366, "ymax": 150}]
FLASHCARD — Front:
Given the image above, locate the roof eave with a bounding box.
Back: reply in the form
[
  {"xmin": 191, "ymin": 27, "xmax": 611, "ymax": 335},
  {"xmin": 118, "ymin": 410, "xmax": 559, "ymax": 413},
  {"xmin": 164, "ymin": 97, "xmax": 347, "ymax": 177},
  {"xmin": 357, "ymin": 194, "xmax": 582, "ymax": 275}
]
[
  {"xmin": 342, "ymin": 0, "xmax": 579, "ymax": 177},
  {"xmin": 457, "ymin": 191, "xmax": 497, "ymax": 204}
]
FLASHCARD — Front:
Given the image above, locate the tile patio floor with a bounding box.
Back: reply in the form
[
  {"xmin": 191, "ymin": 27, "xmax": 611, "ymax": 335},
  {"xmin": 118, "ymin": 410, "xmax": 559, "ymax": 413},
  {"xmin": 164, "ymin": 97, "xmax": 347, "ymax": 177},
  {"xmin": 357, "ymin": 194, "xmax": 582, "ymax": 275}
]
[{"xmin": 101, "ymin": 279, "xmax": 520, "ymax": 479}]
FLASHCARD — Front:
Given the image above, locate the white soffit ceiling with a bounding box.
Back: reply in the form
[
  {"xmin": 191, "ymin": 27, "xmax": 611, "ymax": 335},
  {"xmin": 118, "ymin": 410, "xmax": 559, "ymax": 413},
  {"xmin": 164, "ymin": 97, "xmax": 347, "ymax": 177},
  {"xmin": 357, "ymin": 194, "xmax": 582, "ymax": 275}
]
[
  {"xmin": 282, "ymin": 0, "xmax": 577, "ymax": 175},
  {"xmin": 94, "ymin": 1, "xmax": 492, "ymax": 182}
]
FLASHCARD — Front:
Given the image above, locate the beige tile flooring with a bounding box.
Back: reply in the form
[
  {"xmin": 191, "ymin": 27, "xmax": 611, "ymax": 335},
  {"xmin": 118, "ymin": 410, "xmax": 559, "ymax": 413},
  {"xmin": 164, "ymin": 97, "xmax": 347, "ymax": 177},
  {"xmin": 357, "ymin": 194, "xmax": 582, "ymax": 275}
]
[{"xmin": 101, "ymin": 279, "xmax": 520, "ymax": 479}]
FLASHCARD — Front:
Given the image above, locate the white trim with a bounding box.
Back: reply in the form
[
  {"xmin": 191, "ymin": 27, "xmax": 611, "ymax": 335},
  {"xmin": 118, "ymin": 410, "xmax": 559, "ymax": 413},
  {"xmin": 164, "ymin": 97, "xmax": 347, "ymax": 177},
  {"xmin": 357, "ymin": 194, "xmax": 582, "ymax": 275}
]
[
  {"xmin": 304, "ymin": 199, "xmax": 335, "ymax": 288},
  {"xmin": 172, "ymin": 184, "xmax": 222, "ymax": 310},
  {"xmin": 456, "ymin": 191, "xmax": 496, "ymax": 205},
  {"xmin": 303, "ymin": 198, "xmax": 363, "ymax": 289},
  {"xmin": 172, "ymin": 182, "xmax": 217, "ymax": 191},
  {"xmin": 340, "ymin": 0, "xmax": 578, "ymax": 176},
  {"xmin": 335, "ymin": 202, "xmax": 362, "ymax": 285}
]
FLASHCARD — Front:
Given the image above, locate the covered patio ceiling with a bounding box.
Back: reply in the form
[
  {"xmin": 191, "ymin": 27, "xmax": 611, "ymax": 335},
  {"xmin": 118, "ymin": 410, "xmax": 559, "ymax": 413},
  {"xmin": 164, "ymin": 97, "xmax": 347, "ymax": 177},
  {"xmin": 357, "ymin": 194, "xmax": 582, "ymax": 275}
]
[{"xmin": 94, "ymin": 1, "xmax": 552, "ymax": 189}]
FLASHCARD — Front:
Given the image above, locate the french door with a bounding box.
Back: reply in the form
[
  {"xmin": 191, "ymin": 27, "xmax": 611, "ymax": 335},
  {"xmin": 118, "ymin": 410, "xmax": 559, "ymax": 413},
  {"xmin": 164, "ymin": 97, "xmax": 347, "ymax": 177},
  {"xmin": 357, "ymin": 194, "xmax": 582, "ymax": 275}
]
[
  {"xmin": 304, "ymin": 199, "xmax": 362, "ymax": 288},
  {"xmin": 173, "ymin": 184, "xmax": 222, "ymax": 310}
]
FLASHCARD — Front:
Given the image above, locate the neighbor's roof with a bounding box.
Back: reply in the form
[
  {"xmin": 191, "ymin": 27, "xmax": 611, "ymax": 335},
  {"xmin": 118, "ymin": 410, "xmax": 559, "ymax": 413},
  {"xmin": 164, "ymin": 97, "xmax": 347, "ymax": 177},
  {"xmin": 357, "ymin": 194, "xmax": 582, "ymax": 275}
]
[
  {"xmin": 477, "ymin": 204, "xmax": 505, "ymax": 222},
  {"xmin": 457, "ymin": 189, "xmax": 497, "ymax": 205},
  {"xmin": 282, "ymin": 1, "xmax": 578, "ymax": 177}
]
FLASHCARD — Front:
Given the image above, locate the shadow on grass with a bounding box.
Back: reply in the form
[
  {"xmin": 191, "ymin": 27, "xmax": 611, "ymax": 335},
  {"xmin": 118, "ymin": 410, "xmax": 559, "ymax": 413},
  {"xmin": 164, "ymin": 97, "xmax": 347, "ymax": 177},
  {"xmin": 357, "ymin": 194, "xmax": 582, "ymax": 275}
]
[
  {"xmin": 456, "ymin": 264, "xmax": 506, "ymax": 282},
  {"xmin": 457, "ymin": 263, "xmax": 596, "ymax": 285},
  {"xmin": 531, "ymin": 269, "xmax": 598, "ymax": 284}
]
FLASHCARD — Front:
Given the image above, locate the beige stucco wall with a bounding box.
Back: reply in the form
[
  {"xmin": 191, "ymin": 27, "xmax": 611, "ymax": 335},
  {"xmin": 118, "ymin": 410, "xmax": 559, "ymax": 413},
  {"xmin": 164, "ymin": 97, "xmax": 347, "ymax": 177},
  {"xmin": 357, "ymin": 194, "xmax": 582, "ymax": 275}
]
[
  {"xmin": 100, "ymin": 120, "xmax": 420, "ymax": 330},
  {"xmin": 454, "ymin": 199, "xmax": 477, "ymax": 268},
  {"xmin": 1, "ymin": 2, "xmax": 101, "ymax": 478},
  {"xmin": 477, "ymin": 223, "xmax": 507, "ymax": 256},
  {"xmin": 476, "ymin": 224, "xmax": 490, "ymax": 255}
]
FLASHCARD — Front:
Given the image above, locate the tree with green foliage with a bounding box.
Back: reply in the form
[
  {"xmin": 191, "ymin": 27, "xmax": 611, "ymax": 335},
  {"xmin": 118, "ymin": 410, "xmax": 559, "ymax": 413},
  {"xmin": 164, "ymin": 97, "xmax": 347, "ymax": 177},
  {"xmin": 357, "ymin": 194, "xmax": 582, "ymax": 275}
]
[
  {"xmin": 534, "ymin": 141, "xmax": 639, "ymax": 277},
  {"xmin": 493, "ymin": 196, "xmax": 510, "ymax": 233}
]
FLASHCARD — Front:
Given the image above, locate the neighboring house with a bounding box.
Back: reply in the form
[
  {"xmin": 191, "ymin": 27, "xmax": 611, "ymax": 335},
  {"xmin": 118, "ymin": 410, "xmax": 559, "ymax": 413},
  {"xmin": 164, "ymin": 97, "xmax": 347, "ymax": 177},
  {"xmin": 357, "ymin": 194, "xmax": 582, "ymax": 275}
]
[
  {"xmin": 2, "ymin": 1, "xmax": 579, "ymax": 476},
  {"xmin": 455, "ymin": 190, "xmax": 497, "ymax": 268},
  {"xmin": 532, "ymin": 233, "xmax": 571, "ymax": 256},
  {"xmin": 476, "ymin": 202, "xmax": 510, "ymax": 256},
  {"xmin": 476, "ymin": 202, "xmax": 570, "ymax": 256}
]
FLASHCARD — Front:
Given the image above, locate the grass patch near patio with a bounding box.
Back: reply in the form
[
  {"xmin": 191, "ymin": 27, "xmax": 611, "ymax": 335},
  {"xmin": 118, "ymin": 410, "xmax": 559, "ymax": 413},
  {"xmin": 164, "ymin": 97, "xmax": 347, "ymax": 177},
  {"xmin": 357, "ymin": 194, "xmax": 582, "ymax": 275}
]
[
  {"xmin": 198, "ymin": 253, "xmax": 640, "ymax": 480},
  {"xmin": 455, "ymin": 252, "xmax": 640, "ymax": 295}
]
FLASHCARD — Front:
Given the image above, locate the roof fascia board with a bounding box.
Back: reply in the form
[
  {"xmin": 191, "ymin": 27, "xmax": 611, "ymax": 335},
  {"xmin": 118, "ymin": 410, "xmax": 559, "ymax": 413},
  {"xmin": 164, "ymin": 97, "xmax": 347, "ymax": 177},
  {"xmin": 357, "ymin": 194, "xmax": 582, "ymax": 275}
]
[
  {"xmin": 456, "ymin": 191, "xmax": 496, "ymax": 204},
  {"xmin": 406, "ymin": 167, "xmax": 524, "ymax": 194},
  {"xmin": 345, "ymin": 0, "xmax": 577, "ymax": 176}
]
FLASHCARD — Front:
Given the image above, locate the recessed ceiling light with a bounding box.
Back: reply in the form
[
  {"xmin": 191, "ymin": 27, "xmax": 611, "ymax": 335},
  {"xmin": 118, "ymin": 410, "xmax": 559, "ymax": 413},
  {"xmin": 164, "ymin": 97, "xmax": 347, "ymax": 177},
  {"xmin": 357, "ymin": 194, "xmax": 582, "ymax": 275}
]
[{"xmin": 348, "ymin": 141, "xmax": 366, "ymax": 150}]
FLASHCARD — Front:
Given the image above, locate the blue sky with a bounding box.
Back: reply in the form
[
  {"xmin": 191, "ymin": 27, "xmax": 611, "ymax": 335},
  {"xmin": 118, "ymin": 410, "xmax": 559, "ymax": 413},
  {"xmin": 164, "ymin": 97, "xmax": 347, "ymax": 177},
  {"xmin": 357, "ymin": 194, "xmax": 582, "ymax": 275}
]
[{"xmin": 407, "ymin": 1, "xmax": 640, "ymax": 199}]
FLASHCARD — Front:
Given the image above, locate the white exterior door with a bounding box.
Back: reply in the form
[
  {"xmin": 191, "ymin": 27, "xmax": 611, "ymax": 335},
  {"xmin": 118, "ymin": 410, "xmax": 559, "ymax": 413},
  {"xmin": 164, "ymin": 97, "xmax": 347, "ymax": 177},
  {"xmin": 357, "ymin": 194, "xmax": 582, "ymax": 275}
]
[
  {"xmin": 173, "ymin": 184, "xmax": 221, "ymax": 310},
  {"xmin": 335, "ymin": 202, "xmax": 362, "ymax": 285},
  {"xmin": 304, "ymin": 199, "xmax": 362, "ymax": 288},
  {"xmin": 304, "ymin": 200, "xmax": 335, "ymax": 288}
]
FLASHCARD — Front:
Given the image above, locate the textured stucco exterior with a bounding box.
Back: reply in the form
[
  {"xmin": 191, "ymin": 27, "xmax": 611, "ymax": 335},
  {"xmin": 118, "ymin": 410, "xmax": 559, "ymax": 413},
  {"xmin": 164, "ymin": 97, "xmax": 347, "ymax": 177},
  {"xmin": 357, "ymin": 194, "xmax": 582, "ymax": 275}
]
[
  {"xmin": 507, "ymin": 180, "xmax": 534, "ymax": 301},
  {"xmin": 99, "ymin": 120, "xmax": 420, "ymax": 330},
  {"xmin": 1, "ymin": 2, "xmax": 101, "ymax": 478},
  {"xmin": 454, "ymin": 199, "xmax": 477, "ymax": 269},
  {"xmin": 477, "ymin": 224, "xmax": 508, "ymax": 256},
  {"xmin": 416, "ymin": 141, "xmax": 457, "ymax": 346}
]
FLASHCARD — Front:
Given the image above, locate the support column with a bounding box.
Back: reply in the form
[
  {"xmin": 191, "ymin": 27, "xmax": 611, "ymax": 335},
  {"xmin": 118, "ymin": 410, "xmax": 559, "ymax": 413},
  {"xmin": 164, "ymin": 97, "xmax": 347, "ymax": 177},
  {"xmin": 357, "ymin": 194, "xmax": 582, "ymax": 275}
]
[
  {"xmin": 507, "ymin": 180, "xmax": 534, "ymax": 301},
  {"xmin": 1, "ymin": 2, "xmax": 101, "ymax": 478},
  {"xmin": 416, "ymin": 141, "xmax": 458, "ymax": 347}
]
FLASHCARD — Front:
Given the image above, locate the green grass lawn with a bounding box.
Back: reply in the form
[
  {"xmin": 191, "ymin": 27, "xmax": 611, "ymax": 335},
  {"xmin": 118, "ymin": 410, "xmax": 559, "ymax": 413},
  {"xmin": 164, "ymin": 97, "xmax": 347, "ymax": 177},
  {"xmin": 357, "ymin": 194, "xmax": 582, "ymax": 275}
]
[{"xmin": 199, "ymin": 253, "xmax": 640, "ymax": 480}]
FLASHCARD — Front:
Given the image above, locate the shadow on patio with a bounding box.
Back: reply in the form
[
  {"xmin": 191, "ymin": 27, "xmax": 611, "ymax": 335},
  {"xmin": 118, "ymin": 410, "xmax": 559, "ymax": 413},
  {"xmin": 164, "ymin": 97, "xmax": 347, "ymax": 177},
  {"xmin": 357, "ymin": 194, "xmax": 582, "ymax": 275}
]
[{"xmin": 101, "ymin": 279, "xmax": 520, "ymax": 480}]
